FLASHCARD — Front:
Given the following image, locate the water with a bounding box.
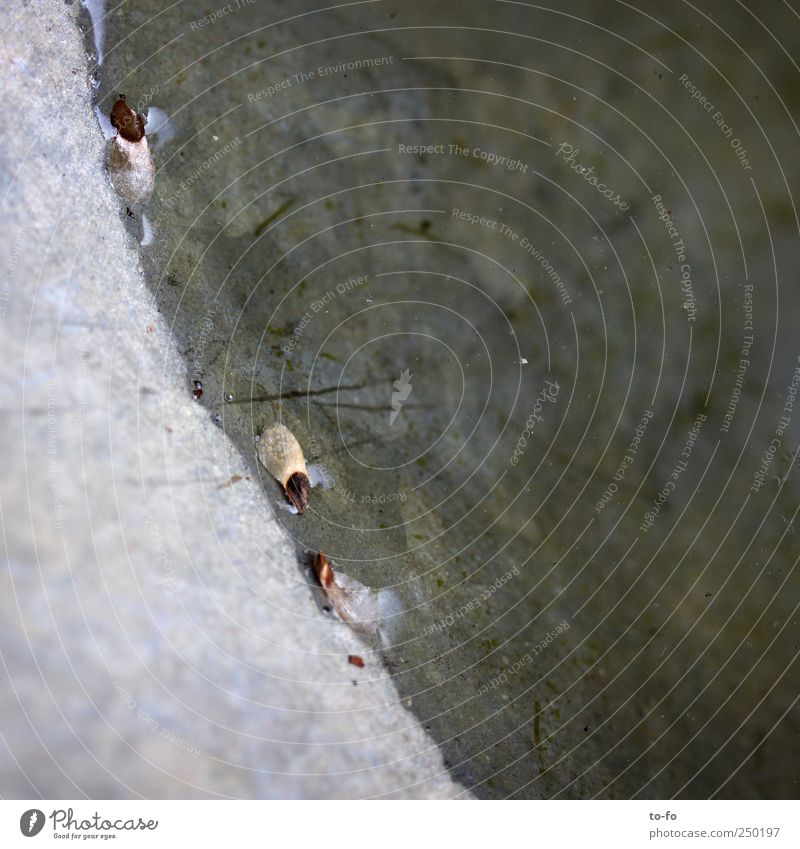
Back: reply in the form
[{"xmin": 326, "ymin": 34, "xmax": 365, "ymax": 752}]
[{"xmin": 90, "ymin": 0, "xmax": 800, "ymax": 797}]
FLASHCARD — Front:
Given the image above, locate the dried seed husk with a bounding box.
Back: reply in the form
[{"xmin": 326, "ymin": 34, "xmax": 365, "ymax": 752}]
[
  {"xmin": 108, "ymin": 136, "xmax": 155, "ymax": 205},
  {"xmin": 314, "ymin": 552, "xmax": 378, "ymax": 636},
  {"xmin": 108, "ymin": 97, "xmax": 154, "ymax": 205},
  {"xmin": 315, "ymin": 552, "xmax": 334, "ymax": 588},
  {"xmin": 257, "ymin": 424, "xmax": 310, "ymax": 512}
]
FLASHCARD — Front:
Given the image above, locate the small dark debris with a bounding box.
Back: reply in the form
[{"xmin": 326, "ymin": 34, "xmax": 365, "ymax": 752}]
[
  {"xmin": 217, "ymin": 474, "xmax": 243, "ymax": 490},
  {"xmin": 253, "ymin": 198, "xmax": 295, "ymax": 237}
]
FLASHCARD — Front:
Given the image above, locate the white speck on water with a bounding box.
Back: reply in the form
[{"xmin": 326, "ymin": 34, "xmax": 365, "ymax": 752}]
[
  {"xmin": 146, "ymin": 107, "xmax": 177, "ymax": 149},
  {"xmin": 140, "ymin": 214, "xmax": 154, "ymax": 246},
  {"xmin": 376, "ymin": 587, "xmax": 403, "ymax": 646},
  {"xmin": 94, "ymin": 105, "xmax": 115, "ymax": 140},
  {"xmin": 307, "ymin": 464, "xmax": 334, "ymax": 488},
  {"xmin": 519, "ymin": 357, "xmax": 528, "ymax": 365}
]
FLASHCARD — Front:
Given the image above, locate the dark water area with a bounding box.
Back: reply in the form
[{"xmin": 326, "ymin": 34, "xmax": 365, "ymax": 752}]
[{"xmin": 92, "ymin": 0, "xmax": 800, "ymax": 797}]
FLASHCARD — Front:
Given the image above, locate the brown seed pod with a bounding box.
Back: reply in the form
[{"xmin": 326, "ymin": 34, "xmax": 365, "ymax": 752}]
[
  {"xmin": 108, "ymin": 95, "xmax": 154, "ymax": 205},
  {"xmin": 110, "ymin": 95, "xmax": 145, "ymax": 142},
  {"xmin": 313, "ymin": 552, "xmax": 378, "ymax": 636},
  {"xmin": 257, "ymin": 424, "xmax": 310, "ymax": 513},
  {"xmin": 315, "ymin": 552, "xmax": 334, "ymax": 588}
]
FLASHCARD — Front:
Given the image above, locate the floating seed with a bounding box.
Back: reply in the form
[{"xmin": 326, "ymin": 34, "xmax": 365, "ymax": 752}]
[
  {"xmin": 257, "ymin": 424, "xmax": 310, "ymax": 513},
  {"xmin": 313, "ymin": 552, "xmax": 379, "ymax": 636},
  {"xmin": 108, "ymin": 94, "xmax": 155, "ymax": 205}
]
